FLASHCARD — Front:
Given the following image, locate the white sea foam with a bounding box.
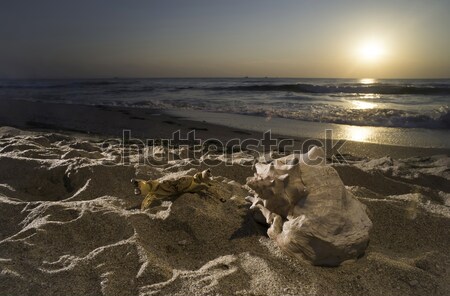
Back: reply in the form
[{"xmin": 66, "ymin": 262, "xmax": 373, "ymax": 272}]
[{"xmin": 1, "ymin": 78, "xmax": 449, "ymax": 129}]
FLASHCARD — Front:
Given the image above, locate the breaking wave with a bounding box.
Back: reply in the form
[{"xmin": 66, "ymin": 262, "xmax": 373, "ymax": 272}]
[
  {"xmin": 1, "ymin": 78, "xmax": 449, "ymax": 130},
  {"xmin": 212, "ymin": 83, "xmax": 450, "ymax": 95}
]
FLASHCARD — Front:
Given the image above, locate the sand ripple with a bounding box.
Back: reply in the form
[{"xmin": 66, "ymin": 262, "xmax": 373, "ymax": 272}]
[{"xmin": 0, "ymin": 128, "xmax": 449, "ymax": 295}]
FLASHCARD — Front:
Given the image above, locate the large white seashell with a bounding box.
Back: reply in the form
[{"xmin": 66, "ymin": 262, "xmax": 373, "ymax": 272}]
[{"xmin": 246, "ymin": 146, "xmax": 372, "ymax": 266}]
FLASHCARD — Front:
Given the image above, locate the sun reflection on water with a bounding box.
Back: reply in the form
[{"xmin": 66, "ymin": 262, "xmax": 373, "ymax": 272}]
[
  {"xmin": 351, "ymin": 100, "xmax": 378, "ymax": 109},
  {"xmin": 360, "ymin": 93, "xmax": 380, "ymax": 100},
  {"xmin": 345, "ymin": 125, "xmax": 374, "ymax": 142},
  {"xmin": 359, "ymin": 78, "xmax": 376, "ymax": 84}
]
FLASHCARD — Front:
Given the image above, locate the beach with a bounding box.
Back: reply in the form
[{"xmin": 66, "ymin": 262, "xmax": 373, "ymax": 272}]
[
  {"xmin": 0, "ymin": 99, "xmax": 449, "ymax": 296},
  {"xmin": 2, "ymin": 0, "xmax": 450, "ymax": 294}
]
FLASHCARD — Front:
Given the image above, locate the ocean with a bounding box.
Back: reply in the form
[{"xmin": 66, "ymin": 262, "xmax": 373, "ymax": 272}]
[{"xmin": 1, "ymin": 78, "xmax": 449, "ymax": 147}]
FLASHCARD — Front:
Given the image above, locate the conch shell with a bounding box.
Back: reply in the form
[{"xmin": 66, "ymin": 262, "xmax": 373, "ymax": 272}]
[
  {"xmin": 246, "ymin": 146, "xmax": 372, "ymax": 266},
  {"xmin": 132, "ymin": 169, "xmax": 211, "ymax": 209}
]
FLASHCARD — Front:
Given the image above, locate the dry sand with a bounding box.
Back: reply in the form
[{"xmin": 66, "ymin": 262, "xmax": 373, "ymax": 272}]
[
  {"xmin": 0, "ymin": 98, "xmax": 449, "ymax": 296},
  {"xmin": 0, "ymin": 124, "xmax": 449, "ymax": 296}
]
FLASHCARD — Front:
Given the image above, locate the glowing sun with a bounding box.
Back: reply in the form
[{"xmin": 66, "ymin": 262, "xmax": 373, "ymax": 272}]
[{"xmin": 357, "ymin": 39, "xmax": 386, "ymax": 62}]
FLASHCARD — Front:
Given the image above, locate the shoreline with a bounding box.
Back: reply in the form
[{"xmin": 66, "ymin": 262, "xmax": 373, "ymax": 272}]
[
  {"xmin": 0, "ymin": 98, "xmax": 449, "ymax": 159},
  {"xmin": 165, "ymin": 109, "xmax": 450, "ymax": 149}
]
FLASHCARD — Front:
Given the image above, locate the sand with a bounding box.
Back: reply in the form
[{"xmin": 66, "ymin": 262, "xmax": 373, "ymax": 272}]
[
  {"xmin": 0, "ymin": 98, "xmax": 449, "ymax": 296},
  {"xmin": 0, "ymin": 124, "xmax": 449, "ymax": 296}
]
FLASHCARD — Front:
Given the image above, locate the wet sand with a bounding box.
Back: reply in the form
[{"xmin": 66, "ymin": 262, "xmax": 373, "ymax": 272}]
[{"xmin": 0, "ymin": 99, "xmax": 449, "ymax": 159}]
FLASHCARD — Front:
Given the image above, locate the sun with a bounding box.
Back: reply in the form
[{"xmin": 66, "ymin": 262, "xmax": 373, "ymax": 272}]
[{"xmin": 357, "ymin": 39, "xmax": 386, "ymax": 62}]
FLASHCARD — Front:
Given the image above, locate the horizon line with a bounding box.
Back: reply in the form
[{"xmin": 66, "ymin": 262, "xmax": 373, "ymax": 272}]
[{"xmin": 1, "ymin": 76, "xmax": 450, "ymax": 80}]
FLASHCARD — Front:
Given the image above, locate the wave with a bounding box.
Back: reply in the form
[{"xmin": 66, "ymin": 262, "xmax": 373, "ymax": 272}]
[
  {"xmin": 2, "ymin": 80, "xmax": 449, "ymax": 96},
  {"xmin": 1, "ymin": 78, "xmax": 449, "ymax": 130},
  {"xmin": 212, "ymin": 83, "xmax": 450, "ymax": 95},
  {"xmin": 103, "ymin": 86, "xmax": 154, "ymax": 94},
  {"xmin": 123, "ymin": 98, "xmax": 450, "ymax": 129},
  {"xmin": 232, "ymin": 108, "xmax": 450, "ymax": 129},
  {"xmin": 0, "ymin": 80, "xmax": 139, "ymax": 89},
  {"xmin": 7, "ymin": 94, "xmax": 449, "ymax": 129},
  {"xmin": 304, "ymin": 109, "xmax": 450, "ymax": 129}
]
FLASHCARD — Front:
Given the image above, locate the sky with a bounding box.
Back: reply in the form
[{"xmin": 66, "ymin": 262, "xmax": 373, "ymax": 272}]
[{"xmin": 1, "ymin": 0, "xmax": 449, "ymax": 79}]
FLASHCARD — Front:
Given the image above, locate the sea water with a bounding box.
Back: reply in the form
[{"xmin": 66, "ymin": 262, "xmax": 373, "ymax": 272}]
[{"xmin": 1, "ymin": 78, "xmax": 449, "ymax": 147}]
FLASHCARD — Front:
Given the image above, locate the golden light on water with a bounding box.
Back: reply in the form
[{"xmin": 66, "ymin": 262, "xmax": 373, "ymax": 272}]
[
  {"xmin": 359, "ymin": 78, "xmax": 376, "ymax": 84},
  {"xmin": 351, "ymin": 100, "xmax": 378, "ymax": 109},
  {"xmin": 360, "ymin": 93, "xmax": 380, "ymax": 99},
  {"xmin": 345, "ymin": 126, "xmax": 373, "ymax": 142}
]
